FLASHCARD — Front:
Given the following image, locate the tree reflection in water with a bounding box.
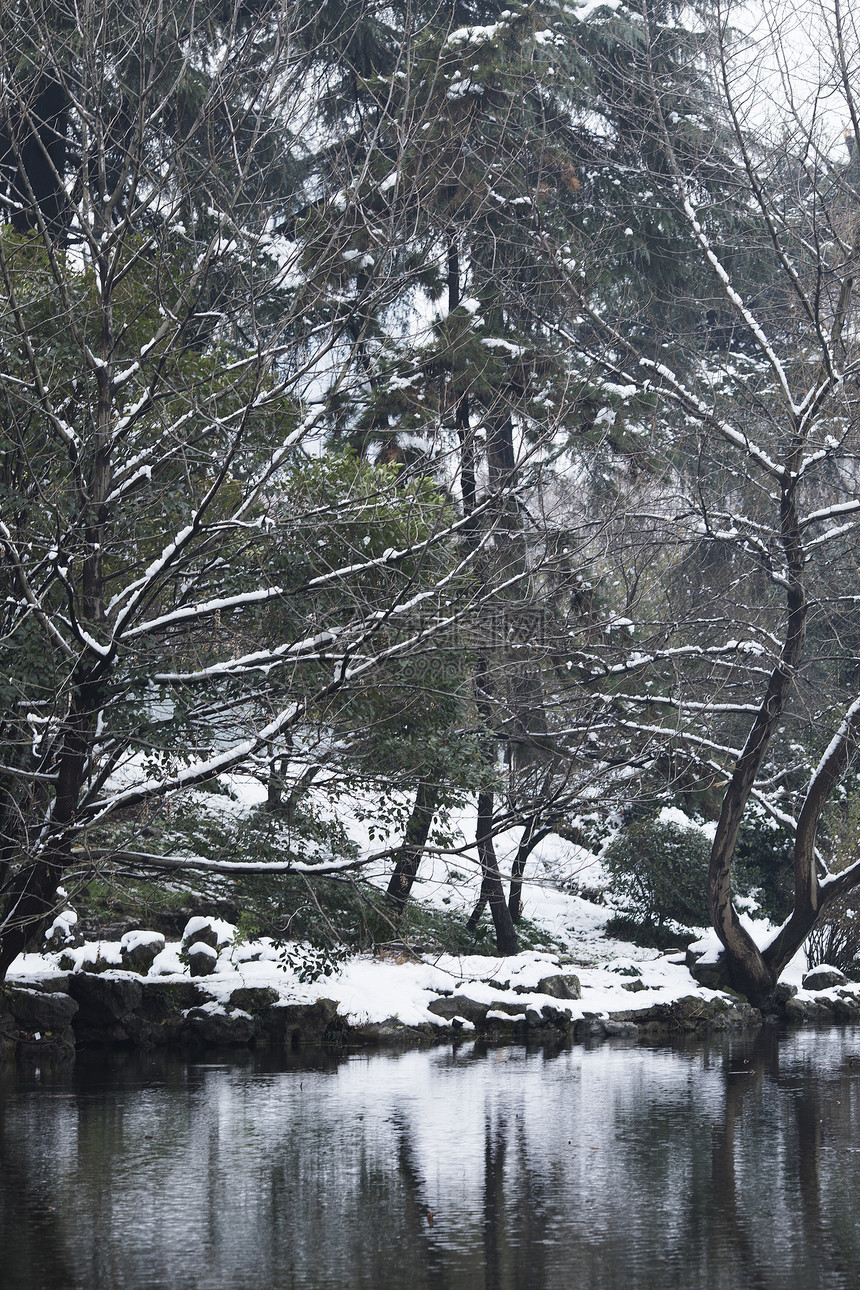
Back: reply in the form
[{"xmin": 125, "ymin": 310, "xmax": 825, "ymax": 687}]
[{"xmin": 2, "ymin": 1032, "xmax": 860, "ymax": 1289}]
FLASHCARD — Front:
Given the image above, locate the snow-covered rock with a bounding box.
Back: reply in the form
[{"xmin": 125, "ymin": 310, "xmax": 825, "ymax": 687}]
[
  {"xmin": 188, "ymin": 943, "xmax": 218, "ymax": 976},
  {"xmin": 802, "ymin": 964, "xmax": 847, "ymax": 991},
  {"xmin": 120, "ymin": 930, "xmax": 165, "ymax": 975}
]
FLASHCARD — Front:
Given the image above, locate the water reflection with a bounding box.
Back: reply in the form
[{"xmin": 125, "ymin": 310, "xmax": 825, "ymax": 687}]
[{"xmin": 2, "ymin": 1028, "xmax": 860, "ymax": 1289}]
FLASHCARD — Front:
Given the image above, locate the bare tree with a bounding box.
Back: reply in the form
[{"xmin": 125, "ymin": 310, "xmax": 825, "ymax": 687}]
[{"xmin": 534, "ymin": 0, "xmax": 860, "ymax": 1004}]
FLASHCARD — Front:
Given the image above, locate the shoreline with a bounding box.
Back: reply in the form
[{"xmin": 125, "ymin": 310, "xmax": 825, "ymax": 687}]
[
  {"xmin": 3, "ymin": 946, "xmax": 855, "ymax": 1066},
  {"xmin": 3, "ymin": 903, "xmax": 853, "ymax": 1065}
]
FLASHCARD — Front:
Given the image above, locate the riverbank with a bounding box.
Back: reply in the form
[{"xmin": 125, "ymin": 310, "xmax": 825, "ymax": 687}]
[{"xmin": 4, "ymin": 911, "xmax": 856, "ymax": 1063}]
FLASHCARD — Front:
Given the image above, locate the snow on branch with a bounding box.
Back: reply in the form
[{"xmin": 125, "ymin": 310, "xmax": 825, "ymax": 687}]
[
  {"xmin": 76, "ymin": 848, "xmax": 385, "ymax": 877},
  {"xmin": 550, "ymin": 316, "xmax": 785, "ymax": 480},
  {"xmin": 585, "ymin": 638, "xmax": 773, "ymax": 679},
  {"xmin": 676, "ymin": 195, "xmax": 798, "ymax": 416},
  {"xmin": 801, "ymin": 498, "xmax": 860, "ymax": 528},
  {"xmin": 152, "ymin": 630, "xmax": 339, "ymax": 683},
  {"xmin": 125, "ymin": 586, "xmax": 289, "ymax": 639},
  {"xmin": 608, "ymin": 692, "xmax": 761, "ymax": 715}
]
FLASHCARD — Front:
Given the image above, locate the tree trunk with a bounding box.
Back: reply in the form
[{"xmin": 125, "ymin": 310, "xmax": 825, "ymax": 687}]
[
  {"xmin": 508, "ymin": 821, "xmax": 533, "ymax": 924},
  {"xmin": 762, "ymin": 694, "xmax": 860, "ymax": 978},
  {"xmin": 387, "ymin": 780, "xmax": 439, "ymax": 911},
  {"xmin": 266, "ymin": 755, "xmax": 288, "ymax": 811},
  {"xmin": 447, "ymin": 234, "xmax": 477, "ymax": 531},
  {"xmin": 0, "ymin": 679, "xmax": 97, "ymax": 980},
  {"xmin": 509, "ymin": 817, "xmax": 552, "ymax": 923},
  {"xmin": 706, "ymin": 475, "xmax": 807, "ymax": 1005},
  {"xmin": 0, "ymin": 853, "xmax": 64, "ymax": 979},
  {"xmin": 466, "ymin": 789, "xmax": 518, "ymax": 954}
]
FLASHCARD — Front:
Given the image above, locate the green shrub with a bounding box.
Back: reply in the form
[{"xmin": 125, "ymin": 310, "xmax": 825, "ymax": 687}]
[
  {"xmin": 603, "ymin": 912, "xmax": 698, "ymax": 951},
  {"xmin": 603, "ymin": 817, "xmax": 711, "ymax": 932},
  {"xmin": 732, "ymin": 811, "xmax": 794, "ymax": 923}
]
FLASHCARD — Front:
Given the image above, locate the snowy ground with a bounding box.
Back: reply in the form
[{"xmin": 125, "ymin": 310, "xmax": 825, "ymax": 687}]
[{"xmin": 6, "ymin": 774, "xmax": 816, "ymax": 1032}]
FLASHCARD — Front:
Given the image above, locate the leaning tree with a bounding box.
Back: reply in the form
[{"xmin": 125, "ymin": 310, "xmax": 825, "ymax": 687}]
[{"xmin": 541, "ymin": 0, "xmax": 860, "ymax": 1004}]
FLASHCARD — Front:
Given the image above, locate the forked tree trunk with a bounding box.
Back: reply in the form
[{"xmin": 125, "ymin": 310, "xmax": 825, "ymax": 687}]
[
  {"xmin": 508, "ymin": 817, "xmax": 536, "ymax": 925},
  {"xmin": 466, "ymin": 789, "xmax": 518, "ymax": 954},
  {"xmin": 705, "ymin": 477, "xmax": 807, "ymax": 1006}
]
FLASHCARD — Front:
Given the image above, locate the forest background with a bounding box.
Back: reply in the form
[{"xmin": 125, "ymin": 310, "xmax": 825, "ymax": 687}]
[{"xmin": 2, "ymin": 0, "xmax": 860, "ymax": 1008}]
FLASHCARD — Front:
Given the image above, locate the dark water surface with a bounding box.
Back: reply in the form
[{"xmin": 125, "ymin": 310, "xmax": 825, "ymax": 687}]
[{"xmin": 2, "ymin": 1026, "xmax": 860, "ymax": 1289}]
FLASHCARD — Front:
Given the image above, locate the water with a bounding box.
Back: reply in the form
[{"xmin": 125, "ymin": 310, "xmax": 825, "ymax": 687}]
[{"xmin": 2, "ymin": 1027, "xmax": 860, "ymax": 1289}]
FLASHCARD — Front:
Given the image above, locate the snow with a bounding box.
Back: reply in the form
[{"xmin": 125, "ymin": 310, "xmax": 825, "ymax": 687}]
[
  {"xmin": 5, "ymin": 768, "xmax": 831, "ymax": 1038},
  {"xmin": 151, "ymin": 945, "xmax": 185, "ymax": 976},
  {"xmin": 187, "ymin": 942, "xmax": 218, "ymax": 959},
  {"xmin": 656, "ymin": 805, "xmax": 715, "ymax": 839},
  {"xmin": 567, "ymin": 0, "xmax": 622, "ymax": 20},
  {"xmin": 120, "ymin": 930, "xmax": 163, "ymax": 953},
  {"xmin": 446, "ymin": 79, "xmax": 484, "ymax": 100},
  {"xmin": 8, "ymin": 924, "xmax": 751, "ymax": 1034},
  {"xmin": 45, "ymin": 907, "xmax": 78, "ymax": 944},
  {"xmin": 680, "ymin": 193, "xmax": 798, "ymax": 416},
  {"xmin": 182, "ymin": 916, "xmax": 235, "ymax": 946},
  {"xmin": 443, "ymin": 22, "xmax": 507, "ymax": 50}
]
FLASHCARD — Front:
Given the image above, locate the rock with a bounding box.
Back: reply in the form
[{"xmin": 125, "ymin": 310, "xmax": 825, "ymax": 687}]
[
  {"xmin": 485, "ymin": 1009, "xmax": 527, "ymax": 1031},
  {"xmin": 139, "ymin": 980, "xmax": 204, "ymax": 1022},
  {"xmin": 575, "ymin": 1017, "xmax": 607, "ymax": 1039},
  {"xmin": 129, "ymin": 899, "xmax": 238, "ymax": 940},
  {"xmin": 69, "ymin": 973, "xmax": 143, "ymax": 1026},
  {"xmin": 688, "ymin": 953, "xmax": 731, "ymax": 990},
  {"xmin": 182, "ymin": 1007, "xmax": 257, "ymax": 1047},
  {"xmin": 603, "ymin": 1020, "xmax": 639, "ymax": 1038},
  {"xmin": 80, "ymin": 951, "xmax": 121, "ymax": 974},
  {"xmin": 35, "ymin": 975, "xmax": 74, "ymax": 994},
  {"xmin": 536, "ymin": 974, "xmax": 581, "ymax": 1001},
  {"xmin": 3, "ymin": 987, "xmax": 78, "ymax": 1032},
  {"xmin": 182, "ymin": 918, "xmax": 220, "ymax": 950},
  {"xmin": 15, "ymin": 1032, "xmax": 76, "ymax": 1063},
  {"xmin": 44, "ymin": 909, "xmax": 83, "ymax": 950},
  {"xmin": 0, "ymin": 1012, "xmax": 18, "ymax": 1063},
  {"xmin": 76, "ymin": 916, "xmax": 138, "ymax": 943},
  {"xmin": 487, "ymin": 1000, "xmax": 529, "ymax": 1017},
  {"xmin": 702, "ymin": 1002, "xmax": 761, "ymax": 1032},
  {"xmin": 354, "ymin": 1020, "xmax": 432, "ymax": 1045},
  {"xmin": 802, "ymin": 964, "xmax": 847, "ymax": 991},
  {"xmin": 265, "ymin": 999, "xmax": 344, "ymax": 1047},
  {"xmin": 672, "ymin": 994, "xmax": 757, "ymax": 1031},
  {"xmin": 621, "ymin": 980, "xmax": 648, "ymax": 993},
  {"xmin": 427, "ymin": 995, "xmax": 490, "ymax": 1025},
  {"xmin": 540, "ymin": 1004, "xmax": 575, "ymax": 1028},
  {"xmin": 229, "ymin": 987, "xmax": 279, "ymax": 1014},
  {"xmin": 120, "ymin": 979, "xmax": 206, "ymax": 1047},
  {"xmin": 832, "ymin": 992, "xmax": 860, "ymax": 1021},
  {"xmin": 773, "ymin": 982, "xmax": 798, "ymax": 1006},
  {"xmin": 428, "ymin": 993, "xmax": 555, "ymax": 1034},
  {"xmin": 611, "ymin": 995, "xmax": 760, "ymax": 1035},
  {"xmin": 785, "ymin": 995, "xmax": 834, "ymax": 1023},
  {"xmin": 187, "ymin": 943, "xmax": 218, "ymax": 977},
  {"xmin": 119, "ymin": 931, "xmax": 165, "ymax": 975},
  {"xmin": 0, "ymin": 985, "xmax": 78, "ymax": 1062}
]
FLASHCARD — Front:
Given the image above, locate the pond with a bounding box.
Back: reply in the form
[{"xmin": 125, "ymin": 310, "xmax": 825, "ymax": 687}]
[{"xmin": 2, "ymin": 1026, "xmax": 860, "ymax": 1289}]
